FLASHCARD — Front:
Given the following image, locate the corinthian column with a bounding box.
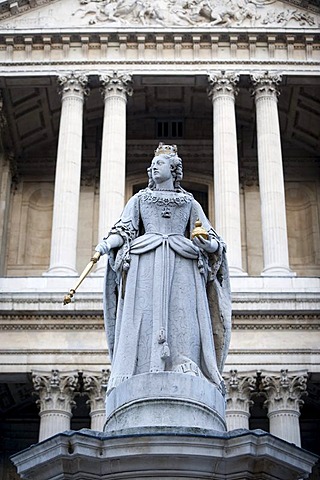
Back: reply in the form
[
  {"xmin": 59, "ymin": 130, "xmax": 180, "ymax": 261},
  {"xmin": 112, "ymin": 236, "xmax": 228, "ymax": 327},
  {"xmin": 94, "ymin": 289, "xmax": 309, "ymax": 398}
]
[
  {"xmin": 262, "ymin": 369, "xmax": 308, "ymax": 447},
  {"xmin": 83, "ymin": 369, "xmax": 110, "ymax": 431},
  {"xmin": 96, "ymin": 71, "xmax": 133, "ymax": 274},
  {"xmin": 251, "ymin": 72, "xmax": 293, "ymax": 276},
  {"xmin": 224, "ymin": 370, "xmax": 256, "ymax": 430},
  {"xmin": 46, "ymin": 72, "xmax": 88, "ymax": 275},
  {"xmin": 32, "ymin": 370, "xmax": 78, "ymax": 442},
  {"xmin": 208, "ymin": 72, "xmax": 245, "ymax": 275}
]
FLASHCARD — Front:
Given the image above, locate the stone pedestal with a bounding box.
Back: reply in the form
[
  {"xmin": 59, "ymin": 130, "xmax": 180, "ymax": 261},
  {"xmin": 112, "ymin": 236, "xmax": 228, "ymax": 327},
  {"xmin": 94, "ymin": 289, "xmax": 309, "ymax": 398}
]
[
  {"xmin": 105, "ymin": 372, "xmax": 226, "ymax": 432},
  {"xmin": 11, "ymin": 428, "xmax": 318, "ymax": 480}
]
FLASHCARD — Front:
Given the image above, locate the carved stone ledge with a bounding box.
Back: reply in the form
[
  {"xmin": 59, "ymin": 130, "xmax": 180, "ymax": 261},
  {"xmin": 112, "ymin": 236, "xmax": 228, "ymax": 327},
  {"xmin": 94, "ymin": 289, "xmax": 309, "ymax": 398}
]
[{"xmin": 0, "ymin": 313, "xmax": 103, "ymax": 331}]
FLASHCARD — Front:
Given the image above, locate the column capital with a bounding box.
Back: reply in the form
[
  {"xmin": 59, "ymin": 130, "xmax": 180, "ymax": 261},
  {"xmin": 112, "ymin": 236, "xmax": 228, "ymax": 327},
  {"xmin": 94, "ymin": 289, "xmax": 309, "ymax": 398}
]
[
  {"xmin": 100, "ymin": 71, "xmax": 133, "ymax": 100},
  {"xmin": 224, "ymin": 370, "xmax": 256, "ymax": 411},
  {"xmin": 83, "ymin": 369, "xmax": 110, "ymax": 413},
  {"xmin": 58, "ymin": 72, "xmax": 89, "ymax": 98},
  {"xmin": 261, "ymin": 369, "xmax": 308, "ymax": 413},
  {"xmin": 207, "ymin": 71, "xmax": 239, "ymax": 101},
  {"xmin": 32, "ymin": 369, "xmax": 79, "ymax": 413},
  {"xmin": 251, "ymin": 71, "xmax": 282, "ymax": 100}
]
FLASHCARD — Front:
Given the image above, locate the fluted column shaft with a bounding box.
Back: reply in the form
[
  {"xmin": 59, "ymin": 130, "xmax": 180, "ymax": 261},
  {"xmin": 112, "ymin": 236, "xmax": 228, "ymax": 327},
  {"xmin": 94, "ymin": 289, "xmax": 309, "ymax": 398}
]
[
  {"xmin": 0, "ymin": 95, "xmax": 12, "ymax": 275},
  {"xmin": 32, "ymin": 370, "xmax": 78, "ymax": 442},
  {"xmin": 224, "ymin": 370, "xmax": 255, "ymax": 430},
  {"xmin": 47, "ymin": 73, "xmax": 88, "ymax": 275},
  {"xmin": 251, "ymin": 72, "xmax": 293, "ymax": 276},
  {"xmin": 208, "ymin": 72, "xmax": 245, "ymax": 275},
  {"xmin": 262, "ymin": 369, "xmax": 307, "ymax": 447},
  {"xmin": 0, "ymin": 154, "xmax": 11, "ymax": 275},
  {"xmin": 0, "ymin": 101, "xmax": 12, "ymax": 275},
  {"xmin": 96, "ymin": 72, "xmax": 132, "ymax": 273}
]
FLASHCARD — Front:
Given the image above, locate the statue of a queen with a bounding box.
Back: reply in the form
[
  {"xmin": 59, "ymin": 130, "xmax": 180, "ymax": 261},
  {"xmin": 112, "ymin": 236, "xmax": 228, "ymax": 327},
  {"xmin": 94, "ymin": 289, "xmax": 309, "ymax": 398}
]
[{"xmin": 95, "ymin": 143, "xmax": 231, "ymax": 400}]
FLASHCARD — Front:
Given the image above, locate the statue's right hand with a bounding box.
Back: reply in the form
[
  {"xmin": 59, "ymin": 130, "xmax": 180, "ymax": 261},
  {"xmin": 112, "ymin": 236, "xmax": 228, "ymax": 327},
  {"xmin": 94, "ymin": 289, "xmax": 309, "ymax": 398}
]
[{"xmin": 95, "ymin": 240, "xmax": 111, "ymax": 256}]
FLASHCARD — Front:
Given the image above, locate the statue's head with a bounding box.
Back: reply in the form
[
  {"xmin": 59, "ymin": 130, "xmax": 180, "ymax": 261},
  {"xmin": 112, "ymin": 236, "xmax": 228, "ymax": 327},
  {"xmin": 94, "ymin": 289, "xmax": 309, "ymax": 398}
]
[{"xmin": 147, "ymin": 143, "xmax": 183, "ymax": 190}]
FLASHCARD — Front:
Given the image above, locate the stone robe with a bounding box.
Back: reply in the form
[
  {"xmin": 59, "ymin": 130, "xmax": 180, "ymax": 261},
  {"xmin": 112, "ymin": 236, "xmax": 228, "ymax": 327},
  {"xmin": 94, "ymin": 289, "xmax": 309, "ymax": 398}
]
[{"xmin": 103, "ymin": 188, "xmax": 231, "ymax": 392}]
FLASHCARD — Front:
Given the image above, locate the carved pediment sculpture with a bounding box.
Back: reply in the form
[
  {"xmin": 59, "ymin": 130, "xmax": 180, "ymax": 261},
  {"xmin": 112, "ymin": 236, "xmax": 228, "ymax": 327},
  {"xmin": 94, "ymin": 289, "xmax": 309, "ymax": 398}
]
[{"xmin": 0, "ymin": 0, "xmax": 318, "ymax": 29}]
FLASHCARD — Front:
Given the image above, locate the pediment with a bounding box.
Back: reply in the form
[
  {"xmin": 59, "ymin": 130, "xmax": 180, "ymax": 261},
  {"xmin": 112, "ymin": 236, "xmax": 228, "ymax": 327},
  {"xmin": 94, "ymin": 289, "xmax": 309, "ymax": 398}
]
[{"xmin": 0, "ymin": 0, "xmax": 319, "ymax": 30}]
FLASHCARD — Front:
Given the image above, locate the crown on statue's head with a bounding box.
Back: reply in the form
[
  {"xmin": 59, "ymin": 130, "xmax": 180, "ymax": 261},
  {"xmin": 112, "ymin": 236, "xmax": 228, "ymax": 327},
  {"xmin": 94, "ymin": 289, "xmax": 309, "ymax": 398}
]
[{"xmin": 154, "ymin": 142, "xmax": 178, "ymax": 156}]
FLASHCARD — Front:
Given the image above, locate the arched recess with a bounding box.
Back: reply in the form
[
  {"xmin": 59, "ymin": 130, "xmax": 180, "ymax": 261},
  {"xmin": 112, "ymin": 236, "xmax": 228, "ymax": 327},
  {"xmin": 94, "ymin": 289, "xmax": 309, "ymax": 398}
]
[
  {"xmin": 25, "ymin": 187, "xmax": 53, "ymax": 268},
  {"xmin": 285, "ymin": 182, "xmax": 320, "ymax": 275},
  {"xmin": 18, "ymin": 186, "xmax": 53, "ymax": 272},
  {"xmin": 7, "ymin": 183, "xmax": 54, "ymax": 275}
]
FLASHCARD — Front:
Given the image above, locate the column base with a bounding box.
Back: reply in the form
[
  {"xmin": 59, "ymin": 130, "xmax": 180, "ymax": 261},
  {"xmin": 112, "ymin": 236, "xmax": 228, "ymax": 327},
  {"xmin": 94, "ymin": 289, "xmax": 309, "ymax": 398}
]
[
  {"xmin": 228, "ymin": 267, "xmax": 248, "ymax": 276},
  {"xmin": 261, "ymin": 266, "xmax": 296, "ymax": 276},
  {"xmin": 43, "ymin": 267, "xmax": 78, "ymax": 276},
  {"xmin": 105, "ymin": 372, "xmax": 226, "ymax": 433}
]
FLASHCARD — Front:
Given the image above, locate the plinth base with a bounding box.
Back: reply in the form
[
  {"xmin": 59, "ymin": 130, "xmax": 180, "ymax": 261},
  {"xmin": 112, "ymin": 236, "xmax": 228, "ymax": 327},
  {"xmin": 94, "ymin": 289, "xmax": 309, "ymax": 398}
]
[
  {"xmin": 11, "ymin": 428, "xmax": 318, "ymax": 480},
  {"xmin": 105, "ymin": 372, "xmax": 226, "ymax": 432}
]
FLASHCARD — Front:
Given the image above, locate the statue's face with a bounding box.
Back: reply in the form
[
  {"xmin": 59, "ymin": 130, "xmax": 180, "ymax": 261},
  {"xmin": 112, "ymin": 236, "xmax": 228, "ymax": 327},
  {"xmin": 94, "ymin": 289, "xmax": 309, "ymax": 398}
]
[{"xmin": 150, "ymin": 155, "xmax": 172, "ymax": 184}]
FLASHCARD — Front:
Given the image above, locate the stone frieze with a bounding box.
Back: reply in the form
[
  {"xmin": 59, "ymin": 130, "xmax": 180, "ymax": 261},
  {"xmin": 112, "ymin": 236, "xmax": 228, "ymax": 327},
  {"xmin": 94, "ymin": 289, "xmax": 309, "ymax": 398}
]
[{"xmin": 0, "ymin": 0, "xmax": 318, "ymax": 29}]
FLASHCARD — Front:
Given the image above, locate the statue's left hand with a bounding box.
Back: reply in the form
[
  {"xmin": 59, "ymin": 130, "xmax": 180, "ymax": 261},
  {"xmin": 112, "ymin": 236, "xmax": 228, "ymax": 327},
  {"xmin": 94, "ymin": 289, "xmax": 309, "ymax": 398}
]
[{"xmin": 193, "ymin": 236, "xmax": 218, "ymax": 253}]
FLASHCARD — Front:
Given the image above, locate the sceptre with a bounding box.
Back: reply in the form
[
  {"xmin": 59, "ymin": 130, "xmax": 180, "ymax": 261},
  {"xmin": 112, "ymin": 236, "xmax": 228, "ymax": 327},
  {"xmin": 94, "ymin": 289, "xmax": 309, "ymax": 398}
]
[{"xmin": 63, "ymin": 251, "xmax": 101, "ymax": 305}]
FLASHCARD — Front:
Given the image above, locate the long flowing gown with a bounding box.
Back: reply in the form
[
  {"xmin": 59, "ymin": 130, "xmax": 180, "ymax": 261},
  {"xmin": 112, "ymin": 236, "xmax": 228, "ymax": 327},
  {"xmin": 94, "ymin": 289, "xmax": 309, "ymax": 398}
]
[{"xmin": 103, "ymin": 188, "xmax": 231, "ymax": 392}]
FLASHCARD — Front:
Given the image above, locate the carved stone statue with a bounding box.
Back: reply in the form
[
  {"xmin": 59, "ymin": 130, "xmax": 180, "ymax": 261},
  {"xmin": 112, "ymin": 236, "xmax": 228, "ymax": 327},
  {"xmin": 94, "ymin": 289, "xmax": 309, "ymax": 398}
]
[{"xmin": 96, "ymin": 144, "xmax": 231, "ymax": 408}]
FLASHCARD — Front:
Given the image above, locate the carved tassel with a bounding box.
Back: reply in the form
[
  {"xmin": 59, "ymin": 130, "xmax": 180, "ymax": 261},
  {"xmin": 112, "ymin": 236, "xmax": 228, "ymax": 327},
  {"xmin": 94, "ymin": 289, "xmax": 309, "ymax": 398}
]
[{"xmin": 161, "ymin": 342, "xmax": 170, "ymax": 359}]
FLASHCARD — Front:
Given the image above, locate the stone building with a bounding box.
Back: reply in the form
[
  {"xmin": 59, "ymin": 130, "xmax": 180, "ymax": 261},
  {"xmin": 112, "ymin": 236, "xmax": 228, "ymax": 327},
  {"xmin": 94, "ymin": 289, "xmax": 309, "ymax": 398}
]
[{"xmin": 0, "ymin": 0, "xmax": 319, "ymax": 477}]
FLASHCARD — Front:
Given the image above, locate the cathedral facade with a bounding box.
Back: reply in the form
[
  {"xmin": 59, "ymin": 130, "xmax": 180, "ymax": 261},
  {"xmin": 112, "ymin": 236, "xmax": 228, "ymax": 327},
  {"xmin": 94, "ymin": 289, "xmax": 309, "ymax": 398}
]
[{"xmin": 0, "ymin": 0, "xmax": 319, "ymax": 477}]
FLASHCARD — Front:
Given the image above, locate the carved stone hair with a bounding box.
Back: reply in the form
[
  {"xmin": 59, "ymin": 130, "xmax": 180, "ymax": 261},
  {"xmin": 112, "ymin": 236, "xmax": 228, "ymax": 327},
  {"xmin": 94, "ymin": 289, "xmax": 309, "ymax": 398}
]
[{"xmin": 147, "ymin": 152, "xmax": 183, "ymax": 190}]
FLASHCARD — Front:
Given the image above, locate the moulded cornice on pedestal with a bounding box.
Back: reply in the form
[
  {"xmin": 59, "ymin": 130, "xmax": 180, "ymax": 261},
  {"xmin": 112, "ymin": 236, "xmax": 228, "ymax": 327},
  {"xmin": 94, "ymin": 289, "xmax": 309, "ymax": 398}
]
[{"xmin": 11, "ymin": 428, "xmax": 318, "ymax": 480}]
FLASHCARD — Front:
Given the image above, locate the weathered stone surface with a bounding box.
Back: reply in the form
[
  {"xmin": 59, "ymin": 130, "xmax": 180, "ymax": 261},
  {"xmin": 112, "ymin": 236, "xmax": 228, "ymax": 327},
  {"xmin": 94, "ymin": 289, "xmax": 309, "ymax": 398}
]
[
  {"xmin": 11, "ymin": 428, "xmax": 318, "ymax": 480},
  {"xmin": 105, "ymin": 372, "xmax": 226, "ymax": 432}
]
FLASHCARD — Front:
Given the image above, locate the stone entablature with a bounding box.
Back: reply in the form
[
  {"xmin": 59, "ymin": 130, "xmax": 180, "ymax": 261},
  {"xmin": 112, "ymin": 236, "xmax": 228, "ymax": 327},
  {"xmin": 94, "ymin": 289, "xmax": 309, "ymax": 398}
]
[{"xmin": 0, "ymin": 32, "xmax": 319, "ymax": 74}]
